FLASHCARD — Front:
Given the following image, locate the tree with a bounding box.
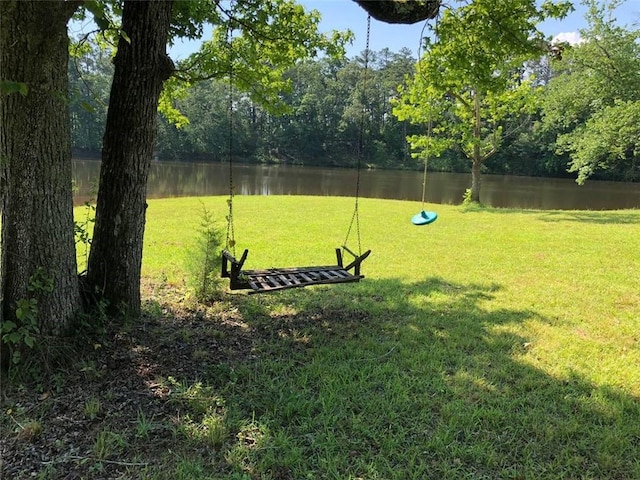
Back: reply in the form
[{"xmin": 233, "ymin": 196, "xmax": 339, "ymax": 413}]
[
  {"xmin": 150, "ymin": 49, "xmax": 422, "ymax": 169},
  {"xmin": 0, "ymin": 0, "xmax": 441, "ymax": 362},
  {"xmin": 393, "ymin": 0, "xmax": 571, "ymax": 203},
  {"xmin": 558, "ymin": 100, "xmax": 640, "ymax": 182},
  {"xmin": 85, "ymin": 0, "xmax": 354, "ymax": 315},
  {"xmin": 85, "ymin": 0, "xmax": 174, "ymax": 316},
  {"xmin": 365, "ymin": 48, "xmax": 418, "ymax": 168},
  {"xmin": 1, "ymin": 1, "xmax": 82, "ymax": 359},
  {"xmin": 157, "ymin": 79, "xmax": 233, "ymax": 161},
  {"xmin": 540, "ymin": 0, "xmax": 640, "ymax": 183}
]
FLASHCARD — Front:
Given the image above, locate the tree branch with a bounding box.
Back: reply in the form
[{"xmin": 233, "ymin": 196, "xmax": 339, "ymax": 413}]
[{"xmin": 353, "ymin": 0, "xmax": 440, "ymax": 24}]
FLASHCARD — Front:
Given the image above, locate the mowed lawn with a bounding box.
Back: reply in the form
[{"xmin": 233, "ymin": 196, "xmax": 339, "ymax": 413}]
[{"xmin": 87, "ymin": 195, "xmax": 640, "ymax": 478}]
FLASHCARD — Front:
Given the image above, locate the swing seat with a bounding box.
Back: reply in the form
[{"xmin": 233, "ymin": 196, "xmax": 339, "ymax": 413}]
[
  {"xmin": 412, "ymin": 210, "xmax": 438, "ymax": 225},
  {"xmin": 221, "ymin": 248, "xmax": 371, "ymax": 293}
]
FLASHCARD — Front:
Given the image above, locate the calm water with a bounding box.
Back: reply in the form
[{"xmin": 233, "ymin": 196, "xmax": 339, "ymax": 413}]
[{"xmin": 72, "ymin": 160, "xmax": 640, "ymax": 210}]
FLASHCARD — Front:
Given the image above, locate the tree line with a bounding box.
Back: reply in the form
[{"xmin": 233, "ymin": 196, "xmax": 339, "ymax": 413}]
[
  {"xmin": 72, "ymin": 45, "xmax": 565, "ymax": 175},
  {"xmin": 70, "ymin": 1, "xmax": 639, "ymax": 191}
]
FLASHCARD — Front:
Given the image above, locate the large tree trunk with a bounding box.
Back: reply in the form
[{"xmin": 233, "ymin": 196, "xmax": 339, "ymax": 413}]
[
  {"xmin": 470, "ymin": 158, "xmax": 482, "ymax": 203},
  {"xmin": 0, "ymin": 1, "xmax": 81, "ymax": 354},
  {"xmin": 86, "ymin": 0, "xmax": 174, "ymax": 316}
]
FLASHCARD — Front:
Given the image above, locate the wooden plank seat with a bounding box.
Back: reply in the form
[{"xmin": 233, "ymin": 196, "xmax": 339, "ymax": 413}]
[{"xmin": 221, "ymin": 248, "xmax": 371, "ymax": 293}]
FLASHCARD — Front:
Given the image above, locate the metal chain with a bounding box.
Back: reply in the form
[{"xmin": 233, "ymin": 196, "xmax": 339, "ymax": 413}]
[
  {"xmin": 343, "ymin": 15, "xmax": 370, "ymax": 256},
  {"xmin": 225, "ymin": 14, "xmax": 236, "ymax": 257}
]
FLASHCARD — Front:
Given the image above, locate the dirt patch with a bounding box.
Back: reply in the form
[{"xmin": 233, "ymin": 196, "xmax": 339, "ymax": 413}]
[{"xmin": 1, "ymin": 285, "xmax": 268, "ymax": 479}]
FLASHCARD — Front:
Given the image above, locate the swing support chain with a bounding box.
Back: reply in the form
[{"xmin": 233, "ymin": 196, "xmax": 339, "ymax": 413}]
[
  {"xmin": 220, "ymin": 14, "xmax": 373, "ymax": 292},
  {"xmin": 343, "ymin": 14, "xmax": 372, "ymax": 257}
]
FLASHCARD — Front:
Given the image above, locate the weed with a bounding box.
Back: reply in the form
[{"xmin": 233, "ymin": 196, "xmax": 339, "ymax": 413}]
[
  {"xmin": 142, "ymin": 299, "xmax": 164, "ymax": 318},
  {"xmin": 1, "ymin": 267, "xmax": 55, "ymax": 365},
  {"xmin": 135, "ymin": 409, "xmax": 155, "ymax": 440},
  {"xmin": 172, "ymin": 457, "xmax": 207, "ymax": 480},
  {"xmin": 79, "ymin": 359, "xmax": 104, "ymax": 381},
  {"xmin": 191, "ymin": 348, "xmax": 209, "ymax": 362},
  {"xmin": 179, "ymin": 409, "xmax": 228, "ymax": 448},
  {"xmin": 167, "ymin": 377, "xmax": 223, "ymax": 415},
  {"xmin": 36, "ymin": 463, "xmax": 58, "ymax": 479},
  {"xmin": 175, "ymin": 327, "xmax": 194, "ymax": 343},
  {"xmin": 50, "ymin": 372, "xmax": 67, "ymax": 393},
  {"xmin": 93, "ymin": 429, "xmax": 127, "ymax": 460},
  {"xmin": 16, "ymin": 420, "xmax": 42, "ymax": 442},
  {"xmin": 83, "ymin": 397, "xmax": 102, "ymax": 420}
]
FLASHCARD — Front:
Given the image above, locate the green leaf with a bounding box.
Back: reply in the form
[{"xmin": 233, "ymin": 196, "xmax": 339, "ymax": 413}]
[
  {"xmin": 1, "ymin": 321, "xmax": 17, "ymax": 333},
  {"xmin": 84, "ymin": 0, "xmax": 111, "ymax": 30},
  {"xmin": 80, "ymin": 101, "xmax": 96, "ymax": 114},
  {"xmin": 119, "ymin": 30, "xmax": 131, "ymax": 45},
  {"xmin": 11, "ymin": 350, "xmax": 21, "ymax": 365},
  {"xmin": 3, "ymin": 332, "xmax": 21, "ymax": 345},
  {"xmin": 0, "ymin": 80, "xmax": 28, "ymax": 96}
]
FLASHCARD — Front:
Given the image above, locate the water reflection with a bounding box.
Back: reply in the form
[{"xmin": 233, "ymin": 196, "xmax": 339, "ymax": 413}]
[{"xmin": 73, "ymin": 160, "xmax": 640, "ymax": 211}]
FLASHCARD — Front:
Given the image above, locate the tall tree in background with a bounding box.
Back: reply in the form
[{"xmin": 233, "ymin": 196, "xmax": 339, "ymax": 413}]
[
  {"xmin": 69, "ymin": 41, "xmax": 114, "ymax": 154},
  {"xmin": 393, "ymin": 0, "xmax": 571, "ymax": 203},
  {"xmin": 0, "ymin": 2, "xmax": 81, "ymax": 351}
]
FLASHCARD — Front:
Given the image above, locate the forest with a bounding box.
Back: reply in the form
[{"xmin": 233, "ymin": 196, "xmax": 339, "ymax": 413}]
[{"xmin": 69, "ymin": 2, "xmax": 640, "ymax": 184}]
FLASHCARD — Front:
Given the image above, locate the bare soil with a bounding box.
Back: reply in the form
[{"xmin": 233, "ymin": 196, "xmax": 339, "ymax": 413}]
[{"xmin": 0, "ymin": 284, "xmax": 270, "ymax": 479}]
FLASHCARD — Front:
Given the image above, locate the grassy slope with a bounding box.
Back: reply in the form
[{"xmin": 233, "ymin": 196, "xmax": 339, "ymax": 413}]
[
  {"xmin": 24, "ymin": 195, "xmax": 626, "ymax": 479},
  {"xmin": 130, "ymin": 195, "xmax": 640, "ymax": 479}
]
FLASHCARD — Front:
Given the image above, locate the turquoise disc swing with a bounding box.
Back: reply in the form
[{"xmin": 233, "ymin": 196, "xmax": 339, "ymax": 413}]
[
  {"xmin": 411, "ymin": 115, "xmax": 438, "ymax": 226},
  {"xmin": 412, "ymin": 209, "xmax": 438, "ymax": 225}
]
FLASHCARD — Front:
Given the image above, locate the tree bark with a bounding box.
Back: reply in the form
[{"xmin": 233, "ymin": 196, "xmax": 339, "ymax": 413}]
[
  {"xmin": 0, "ymin": 0, "xmax": 82, "ymax": 349},
  {"xmin": 471, "ymin": 88, "xmax": 482, "ymax": 203},
  {"xmin": 86, "ymin": 0, "xmax": 174, "ymax": 316}
]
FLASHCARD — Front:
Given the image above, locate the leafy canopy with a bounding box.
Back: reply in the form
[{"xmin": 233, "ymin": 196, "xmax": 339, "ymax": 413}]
[
  {"xmin": 74, "ymin": 0, "xmax": 354, "ymax": 125},
  {"xmin": 393, "ymin": 0, "xmax": 570, "ymax": 163},
  {"xmin": 540, "ymin": 0, "xmax": 640, "ymax": 183}
]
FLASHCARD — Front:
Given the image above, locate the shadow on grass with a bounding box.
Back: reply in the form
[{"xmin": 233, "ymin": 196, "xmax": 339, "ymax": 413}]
[
  {"xmin": 536, "ymin": 210, "xmax": 640, "ymax": 225},
  {"xmin": 461, "ymin": 203, "xmax": 640, "ymax": 225},
  {"xmin": 4, "ymin": 277, "xmax": 639, "ymax": 479},
  {"xmin": 135, "ymin": 277, "xmax": 640, "ymax": 478}
]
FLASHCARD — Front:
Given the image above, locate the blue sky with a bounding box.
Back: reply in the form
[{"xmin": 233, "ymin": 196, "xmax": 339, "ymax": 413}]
[{"xmin": 167, "ymin": 0, "xmax": 640, "ymax": 60}]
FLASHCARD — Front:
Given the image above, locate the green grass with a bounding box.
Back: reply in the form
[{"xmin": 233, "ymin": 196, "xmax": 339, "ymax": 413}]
[{"xmin": 82, "ymin": 196, "xmax": 640, "ymax": 478}]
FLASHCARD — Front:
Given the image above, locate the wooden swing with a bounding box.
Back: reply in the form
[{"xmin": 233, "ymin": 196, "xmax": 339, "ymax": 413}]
[
  {"xmin": 221, "ymin": 247, "xmax": 371, "ymax": 292},
  {"xmin": 220, "ymin": 16, "xmax": 372, "ymax": 293}
]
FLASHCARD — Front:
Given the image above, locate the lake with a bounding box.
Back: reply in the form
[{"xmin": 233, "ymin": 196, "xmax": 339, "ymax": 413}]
[{"xmin": 72, "ymin": 160, "xmax": 640, "ymax": 211}]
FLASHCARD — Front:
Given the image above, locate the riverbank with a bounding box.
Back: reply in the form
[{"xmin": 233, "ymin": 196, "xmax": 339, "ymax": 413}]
[
  {"xmin": 73, "ymin": 159, "xmax": 640, "ymax": 210},
  {"xmin": 3, "ymin": 196, "xmax": 640, "ymax": 479}
]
